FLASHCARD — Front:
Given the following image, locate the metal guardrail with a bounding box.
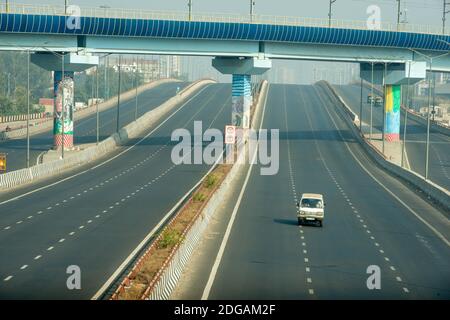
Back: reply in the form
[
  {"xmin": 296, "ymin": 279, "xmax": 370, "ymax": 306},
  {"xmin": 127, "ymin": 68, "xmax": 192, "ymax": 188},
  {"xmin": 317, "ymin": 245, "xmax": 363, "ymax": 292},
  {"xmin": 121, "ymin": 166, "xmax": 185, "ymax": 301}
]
[{"xmin": 0, "ymin": 3, "xmax": 448, "ymax": 36}]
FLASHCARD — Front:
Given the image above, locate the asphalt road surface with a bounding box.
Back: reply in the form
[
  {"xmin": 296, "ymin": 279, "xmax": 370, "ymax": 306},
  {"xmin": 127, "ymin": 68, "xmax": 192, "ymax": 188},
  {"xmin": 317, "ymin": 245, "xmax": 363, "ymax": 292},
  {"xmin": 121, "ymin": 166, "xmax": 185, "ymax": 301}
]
[
  {"xmin": 0, "ymin": 81, "xmax": 189, "ymax": 172},
  {"xmin": 197, "ymin": 84, "xmax": 450, "ymax": 300},
  {"xmin": 0, "ymin": 83, "xmax": 231, "ymax": 299}
]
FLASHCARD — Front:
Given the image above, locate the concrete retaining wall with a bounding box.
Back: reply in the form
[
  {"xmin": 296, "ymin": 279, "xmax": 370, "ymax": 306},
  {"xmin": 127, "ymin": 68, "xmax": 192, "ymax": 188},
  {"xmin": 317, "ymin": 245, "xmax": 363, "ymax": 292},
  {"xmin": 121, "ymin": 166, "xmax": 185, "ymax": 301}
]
[
  {"xmin": 0, "ymin": 78, "xmax": 180, "ymax": 142},
  {"xmin": 319, "ymin": 81, "xmax": 449, "ymax": 211},
  {"xmin": 0, "ymin": 79, "xmax": 215, "ymax": 191}
]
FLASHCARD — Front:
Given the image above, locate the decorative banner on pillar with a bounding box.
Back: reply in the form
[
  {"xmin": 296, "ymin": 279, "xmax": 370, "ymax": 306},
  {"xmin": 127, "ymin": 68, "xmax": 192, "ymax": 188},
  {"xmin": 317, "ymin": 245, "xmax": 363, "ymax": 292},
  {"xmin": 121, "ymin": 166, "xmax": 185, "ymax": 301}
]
[
  {"xmin": 384, "ymin": 85, "xmax": 401, "ymax": 142},
  {"xmin": 232, "ymin": 74, "xmax": 252, "ymax": 129},
  {"xmin": 54, "ymin": 71, "xmax": 74, "ymax": 148}
]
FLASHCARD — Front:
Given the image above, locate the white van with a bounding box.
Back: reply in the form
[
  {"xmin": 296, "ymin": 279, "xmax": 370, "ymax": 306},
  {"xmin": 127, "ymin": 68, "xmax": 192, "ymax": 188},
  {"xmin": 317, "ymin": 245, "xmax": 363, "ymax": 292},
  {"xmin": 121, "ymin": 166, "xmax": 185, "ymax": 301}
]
[{"xmin": 297, "ymin": 193, "xmax": 325, "ymax": 227}]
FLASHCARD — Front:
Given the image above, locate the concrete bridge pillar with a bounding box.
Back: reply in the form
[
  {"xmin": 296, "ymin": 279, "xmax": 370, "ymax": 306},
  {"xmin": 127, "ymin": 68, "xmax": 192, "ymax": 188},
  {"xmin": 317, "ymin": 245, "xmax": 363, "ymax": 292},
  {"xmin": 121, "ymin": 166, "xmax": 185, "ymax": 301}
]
[
  {"xmin": 53, "ymin": 71, "xmax": 75, "ymax": 148},
  {"xmin": 360, "ymin": 61, "xmax": 426, "ymax": 142},
  {"xmin": 212, "ymin": 57, "xmax": 271, "ymax": 133},
  {"xmin": 384, "ymin": 84, "xmax": 401, "ymax": 142},
  {"xmin": 31, "ymin": 52, "xmax": 99, "ymax": 149}
]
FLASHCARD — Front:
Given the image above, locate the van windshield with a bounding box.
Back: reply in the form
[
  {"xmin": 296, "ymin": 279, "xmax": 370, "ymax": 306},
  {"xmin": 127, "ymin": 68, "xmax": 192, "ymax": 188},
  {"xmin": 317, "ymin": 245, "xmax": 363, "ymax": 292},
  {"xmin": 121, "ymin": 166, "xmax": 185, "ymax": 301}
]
[{"xmin": 301, "ymin": 198, "xmax": 323, "ymax": 208}]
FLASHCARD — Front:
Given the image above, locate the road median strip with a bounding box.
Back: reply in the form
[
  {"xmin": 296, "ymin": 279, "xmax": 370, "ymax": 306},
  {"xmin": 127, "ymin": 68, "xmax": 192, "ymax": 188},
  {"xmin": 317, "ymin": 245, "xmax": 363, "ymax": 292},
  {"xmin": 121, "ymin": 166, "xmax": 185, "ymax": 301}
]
[{"xmin": 104, "ymin": 80, "xmax": 269, "ymax": 300}]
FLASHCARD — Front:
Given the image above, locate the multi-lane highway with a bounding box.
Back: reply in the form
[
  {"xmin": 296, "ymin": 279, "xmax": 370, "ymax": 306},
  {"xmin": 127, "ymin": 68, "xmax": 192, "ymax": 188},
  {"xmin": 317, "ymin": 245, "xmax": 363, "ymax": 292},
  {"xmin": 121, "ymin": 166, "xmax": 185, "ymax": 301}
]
[
  {"xmin": 0, "ymin": 83, "xmax": 230, "ymax": 299},
  {"xmin": 176, "ymin": 84, "xmax": 449, "ymax": 300},
  {"xmin": 0, "ymin": 81, "xmax": 188, "ymax": 172},
  {"xmin": 334, "ymin": 84, "xmax": 450, "ymax": 190}
]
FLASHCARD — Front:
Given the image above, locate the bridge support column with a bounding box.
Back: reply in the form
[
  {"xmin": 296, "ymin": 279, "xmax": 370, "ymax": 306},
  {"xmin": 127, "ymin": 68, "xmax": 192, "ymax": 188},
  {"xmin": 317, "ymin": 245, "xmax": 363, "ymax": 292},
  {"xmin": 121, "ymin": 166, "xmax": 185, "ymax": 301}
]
[
  {"xmin": 213, "ymin": 57, "xmax": 271, "ymax": 141},
  {"xmin": 384, "ymin": 85, "xmax": 401, "ymax": 142},
  {"xmin": 360, "ymin": 61, "xmax": 426, "ymax": 142},
  {"xmin": 53, "ymin": 71, "xmax": 75, "ymax": 148},
  {"xmin": 31, "ymin": 52, "xmax": 99, "ymax": 150},
  {"xmin": 232, "ymin": 74, "xmax": 252, "ymax": 129}
]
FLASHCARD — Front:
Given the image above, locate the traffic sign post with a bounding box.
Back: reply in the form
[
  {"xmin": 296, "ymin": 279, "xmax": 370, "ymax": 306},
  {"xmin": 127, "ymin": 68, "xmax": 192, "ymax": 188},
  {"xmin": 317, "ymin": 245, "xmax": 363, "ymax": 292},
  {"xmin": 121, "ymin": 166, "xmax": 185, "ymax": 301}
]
[
  {"xmin": 225, "ymin": 125, "xmax": 236, "ymax": 144},
  {"xmin": 0, "ymin": 153, "xmax": 6, "ymax": 172}
]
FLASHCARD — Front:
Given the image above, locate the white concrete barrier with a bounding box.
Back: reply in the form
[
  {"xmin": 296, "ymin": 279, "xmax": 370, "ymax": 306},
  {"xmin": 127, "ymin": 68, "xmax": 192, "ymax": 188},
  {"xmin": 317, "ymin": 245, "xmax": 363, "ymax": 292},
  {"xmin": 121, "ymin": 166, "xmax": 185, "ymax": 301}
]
[
  {"xmin": 319, "ymin": 81, "xmax": 449, "ymax": 211},
  {"xmin": 0, "ymin": 78, "xmax": 180, "ymax": 142},
  {"xmin": 0, "ymin": 79, "xmax": 215, "ymax": 191},
  {"xmin": 142, "ymin": 80, "xmax": 269, "ymax": 300}
]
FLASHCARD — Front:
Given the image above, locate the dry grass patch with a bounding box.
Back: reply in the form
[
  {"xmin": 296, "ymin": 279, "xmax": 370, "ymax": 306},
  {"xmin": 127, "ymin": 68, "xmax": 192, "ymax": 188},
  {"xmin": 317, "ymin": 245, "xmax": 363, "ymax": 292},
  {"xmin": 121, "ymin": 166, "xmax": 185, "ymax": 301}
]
[{"xmin": 117, "ymin": 164, "xmax": 231, "ymax": 300}]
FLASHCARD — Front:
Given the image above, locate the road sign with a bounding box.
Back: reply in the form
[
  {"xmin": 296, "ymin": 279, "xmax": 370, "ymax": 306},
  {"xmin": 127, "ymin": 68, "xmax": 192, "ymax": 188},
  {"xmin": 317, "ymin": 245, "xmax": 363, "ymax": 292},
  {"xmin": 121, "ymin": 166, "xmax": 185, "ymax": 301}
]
[
  {"xmin": 0, "ymin": 153, "xmax": 6, "ymax": 172},
  {"xmin": 225, "ymin": 125, "xmax": 236, "ymax": 144}
]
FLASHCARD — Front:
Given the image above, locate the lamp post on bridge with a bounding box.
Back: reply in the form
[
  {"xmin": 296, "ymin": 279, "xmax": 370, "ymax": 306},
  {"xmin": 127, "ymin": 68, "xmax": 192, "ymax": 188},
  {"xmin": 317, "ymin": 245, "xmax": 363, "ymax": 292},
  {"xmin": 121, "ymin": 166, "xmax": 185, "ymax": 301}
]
[
  {"xmin": 328, "ymin": 0, "xmax": 336, "ymax": 28},
  {"xmin": 188, "ymin": 0, "xmax": 193, "ymax": 21},
  {"xmin": 250, "ymin": 0, "xmax": 255, "ymax": 23}
]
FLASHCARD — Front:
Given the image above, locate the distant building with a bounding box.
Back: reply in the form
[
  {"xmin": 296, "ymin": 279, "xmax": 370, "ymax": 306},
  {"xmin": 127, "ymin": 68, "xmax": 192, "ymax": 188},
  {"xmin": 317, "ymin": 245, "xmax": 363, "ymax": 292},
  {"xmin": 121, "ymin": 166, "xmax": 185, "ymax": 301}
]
[{"xmin": 39, "ymin": 98, "xmax": 54, "ymax": 114}]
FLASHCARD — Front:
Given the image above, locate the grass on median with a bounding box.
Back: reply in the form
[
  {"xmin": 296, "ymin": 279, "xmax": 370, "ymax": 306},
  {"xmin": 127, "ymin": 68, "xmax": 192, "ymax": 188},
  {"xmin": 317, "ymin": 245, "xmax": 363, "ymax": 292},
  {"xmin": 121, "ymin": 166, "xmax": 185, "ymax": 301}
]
[{"xmin": 117, "ymin": 164, "xmax": 231, "ymax": 300}]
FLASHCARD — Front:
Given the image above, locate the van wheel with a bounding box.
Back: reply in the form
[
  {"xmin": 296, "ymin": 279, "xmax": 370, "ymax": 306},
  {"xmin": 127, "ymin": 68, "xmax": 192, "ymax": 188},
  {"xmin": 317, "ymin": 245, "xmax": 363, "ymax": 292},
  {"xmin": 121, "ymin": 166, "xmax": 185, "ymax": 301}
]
[
  {"xmin": 318, "ymin": 221, "xmax": 323, "ymax": 227},
  {"xmin": 298, "ymin": 219, "xmax": 302, "ymax": 226}
]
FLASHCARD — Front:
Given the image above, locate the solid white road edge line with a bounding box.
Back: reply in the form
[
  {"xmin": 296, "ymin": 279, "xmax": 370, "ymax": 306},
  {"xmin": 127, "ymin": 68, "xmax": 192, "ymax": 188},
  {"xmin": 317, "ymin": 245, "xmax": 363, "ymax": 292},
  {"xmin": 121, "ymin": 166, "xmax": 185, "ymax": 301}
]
[
  {"xmin": 201, "ymin": 84, "xmax": 270, "ymax": 300},
  {"xmin": 91, "ymin": 144, "xmax": 226, "ymax": 300},
  {"xmin": 316, "ymin": 86, "xmax": 450, "ymax": 248},
  {"xmin": 0, "ymin": 84, "xmax": 211, "ymax": 206}
]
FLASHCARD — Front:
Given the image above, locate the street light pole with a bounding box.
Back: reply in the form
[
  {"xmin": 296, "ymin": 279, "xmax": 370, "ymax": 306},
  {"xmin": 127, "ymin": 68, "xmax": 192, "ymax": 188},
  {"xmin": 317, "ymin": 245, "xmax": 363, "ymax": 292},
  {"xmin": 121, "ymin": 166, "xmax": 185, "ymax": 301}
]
[
  {"xmin": 396, "ymin": 0, "xmax": 401, "ymax": 30},
  {"xmin": 328, "ymin": 0, "xmax": 336, "ymax": 27},
  {"xmin": 443, "ymin": 0, "xmax": 450, "ymax": 34},
  {"xmin": 401, "ymin": 61, "xmax": 411, "ymax": 169},
  {"xmin": 116, "ymin": 55, "xmax": 122, "ymax": 133},
  {"xmin": 65, "ymin": 0, "xmax": 68, "ymax": 14},
  {"xmin": 425, "ymin": 59, "xmax": 433, "ymax": 180},
  {"xmin": 26, "ymin": 49, "xmax": 30, "ymax": 168},
  {"xmin": 96, "ymin": 64, "xmax": 99, "ymax": 145},
  {"xmin": 61, "ymin": 52, "xmax": 65, "ymax": 159},
  {"xmin": 135, "ymin": 56, "xmax": 139, "ymax": 121},
  {"xmin": 250, "ymin": 0, "xmax": 255, "ymax": 23},
  {"xmin": 408, "ymin": 47, "xmax": 449, "ymax": 180},
  {"xmin": 188, "ymin": 0, "xmax": 193, "ymax": 21},
  {"xmin": 382, "ymin": 62, "xmax": 387, "ymax": 155},
  {"xmin": 359, "ymin": 77, "xmax": 363, "ymax": 132},
  {"xmin": 370, "ymin": 62, "xmax": 374, "ymax": 141}
]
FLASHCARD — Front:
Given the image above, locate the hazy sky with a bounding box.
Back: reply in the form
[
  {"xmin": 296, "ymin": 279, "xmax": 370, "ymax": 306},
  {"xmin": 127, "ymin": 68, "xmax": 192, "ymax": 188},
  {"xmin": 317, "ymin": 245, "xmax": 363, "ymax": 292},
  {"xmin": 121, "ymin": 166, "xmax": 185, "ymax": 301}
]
[
  {"xmin": 11, "ymin": 0, "xmax": 443, "ymax": 27},
  {"xmin": 7, "ymin": 0, "xmax": 442, "ymax": 84}
]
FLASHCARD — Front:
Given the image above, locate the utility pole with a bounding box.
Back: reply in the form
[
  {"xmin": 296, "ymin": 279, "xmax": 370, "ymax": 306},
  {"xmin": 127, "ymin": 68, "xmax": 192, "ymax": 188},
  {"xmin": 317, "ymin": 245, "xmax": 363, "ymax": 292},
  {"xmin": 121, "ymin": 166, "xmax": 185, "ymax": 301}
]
[
  {"xmin": 382, "ymin": 62, "xmax": 387, "ymax": 155},
  {"xmin": 396, "ymin": 0, "xmax": 401, "ymax": 29},
  {"xmin": 188, "ymin": 0, "xmax": 193, "ymax": 21},
  {"xmin": 61, "ymin": 52, "xmax": 65, "ymax": 159},
  {"xmin": 65, "ymin": 0, "xmax": 68, "ymax": 14},
  {"xmin": 116, "ymin": 55, "xmax": 122, "ymax": 133},
  {"xmin": 96, "ymin": 64, "xmax": 99, "ymax": 145},
  {"xmin": 250, "ymin": 0, "xmax": 255, "ymax": 23},
  {"xmin": 328, "ymin": 0, "xmax": 336, "ymax": 27},
  {"xmin": 369, "ymin": 63, "xmax": 374, "ymax": 142},
  {"xmin": 443, "ymin": 0, "xmax": 450, "ymax": 34},
  {"xmin": 26, "ymin": 50, "xmax": 30, "ymax": 168},
  {"xmin": 401, "ymin": 61, "xmax": 411, "ymax": 169},
  {"xmin": 135, "ymin": 56, "xmax": 139, "ymax": 121},
  {"xmin": 5, "ymin": 0, "xmax": 9, "ymax": 13},
  {"xmin": 359, "ymin": 77, "xmax": 363, "ymax": 132}
]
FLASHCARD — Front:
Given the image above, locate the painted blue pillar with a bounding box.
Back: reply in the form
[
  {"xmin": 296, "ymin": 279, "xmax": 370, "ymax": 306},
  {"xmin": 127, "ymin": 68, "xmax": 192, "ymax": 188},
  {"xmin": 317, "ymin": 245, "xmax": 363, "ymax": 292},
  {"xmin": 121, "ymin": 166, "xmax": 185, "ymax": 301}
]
[{"xmin": 231, "ymin": 74, "xmax": 252, "ymax": 129}]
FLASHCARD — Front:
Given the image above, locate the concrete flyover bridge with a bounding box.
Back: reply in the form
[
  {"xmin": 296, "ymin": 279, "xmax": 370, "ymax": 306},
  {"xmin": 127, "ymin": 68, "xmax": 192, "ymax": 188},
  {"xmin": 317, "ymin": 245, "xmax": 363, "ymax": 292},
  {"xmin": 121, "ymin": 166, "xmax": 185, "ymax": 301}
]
[{"xmin": 1, "ymin": 3, "xmax": 449, "ymax": 148}]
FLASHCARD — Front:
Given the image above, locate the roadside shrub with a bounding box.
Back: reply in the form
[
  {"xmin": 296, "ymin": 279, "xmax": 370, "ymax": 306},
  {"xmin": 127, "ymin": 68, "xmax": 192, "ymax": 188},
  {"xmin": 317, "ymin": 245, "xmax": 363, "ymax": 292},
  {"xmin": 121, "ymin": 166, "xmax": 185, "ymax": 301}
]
[
  {"xmin": 158, "ymin": 229, "xmax": 182, "ymax": 249},
  {"xmin": 193, "ymin": 192, "xmax": 206, "ymax": 202},
  {"xmin": 205, "ymin": 174, "xmax": 217, "ymax": 188}
]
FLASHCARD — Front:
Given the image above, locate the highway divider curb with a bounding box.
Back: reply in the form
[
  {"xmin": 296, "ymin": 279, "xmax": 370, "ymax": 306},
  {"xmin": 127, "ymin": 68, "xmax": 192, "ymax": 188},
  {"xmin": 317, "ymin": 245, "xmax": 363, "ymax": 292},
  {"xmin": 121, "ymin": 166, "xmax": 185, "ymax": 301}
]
[
  {"xmin": 0, "ymin": 79, "xmax": 215, "ymax": 191},
  {"xmin": 0, "ymin": 78, "xmax": 180, "ymax": 142},
  {"xmin": 108, "ymin": 80, "xmax": 269, "ymax": 300},
  {"xmin": 318, "ymin": 81, "xmax": 450, "ymax": 211}
]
